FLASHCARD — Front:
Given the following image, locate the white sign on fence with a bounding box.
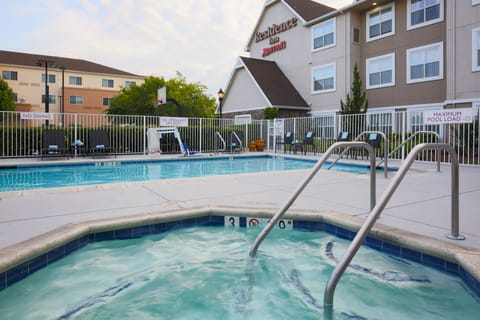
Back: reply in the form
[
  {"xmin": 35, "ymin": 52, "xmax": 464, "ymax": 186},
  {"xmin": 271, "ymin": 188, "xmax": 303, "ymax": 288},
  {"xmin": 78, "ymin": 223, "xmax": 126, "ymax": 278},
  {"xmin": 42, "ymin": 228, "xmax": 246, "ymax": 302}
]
[
  {"xmin": 159, "ymin": 117, "xmax": 188, "ymax": 127},
  {"xmin": 424, "ymin": 108, "xmax": 474, "ymax": 125},
  {"xmin": 20, "ymin": 112, "xmax": 54, "ymax": 120}
]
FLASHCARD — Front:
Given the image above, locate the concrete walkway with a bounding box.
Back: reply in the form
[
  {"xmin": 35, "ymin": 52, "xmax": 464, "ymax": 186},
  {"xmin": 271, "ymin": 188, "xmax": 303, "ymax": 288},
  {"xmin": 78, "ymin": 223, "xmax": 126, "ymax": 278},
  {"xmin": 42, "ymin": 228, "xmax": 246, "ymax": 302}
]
[{"xmin": 0, "ymin": 153, "xmax": 479, "ymax": 252}]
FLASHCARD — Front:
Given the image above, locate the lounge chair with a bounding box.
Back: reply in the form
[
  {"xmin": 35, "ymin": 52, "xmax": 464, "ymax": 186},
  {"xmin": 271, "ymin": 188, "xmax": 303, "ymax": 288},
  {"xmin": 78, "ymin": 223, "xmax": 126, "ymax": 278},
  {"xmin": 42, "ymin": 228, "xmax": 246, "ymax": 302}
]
[
  {"xmin": 281, "ymin": 131, "xmax": 303, "ymax": 154},
  {"xmin": 41, "ymin": 129, "xmax": 67, "ymax": 159},
  {"xmin": 88, "ymin": 129, "xmax": 115, "ymax": 157},
  {"xmin": 367, "ymin": 133, "xmax": 382, "ymax": 158},
  {"xmin": 283, "ymin": 131, "xmax": 293, "ymax": 153},
  {"xmin": 303, "ymin": 131, "xmax": 316, "ymax": 155}
]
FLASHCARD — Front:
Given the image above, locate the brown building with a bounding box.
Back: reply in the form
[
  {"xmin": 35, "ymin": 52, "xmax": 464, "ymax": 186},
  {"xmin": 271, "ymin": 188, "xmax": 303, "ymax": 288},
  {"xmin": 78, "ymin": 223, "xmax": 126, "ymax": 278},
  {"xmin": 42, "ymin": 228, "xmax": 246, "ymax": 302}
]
[{"xmin": 0, "ymin": 50, "xmax": 144, "ymax": 120}]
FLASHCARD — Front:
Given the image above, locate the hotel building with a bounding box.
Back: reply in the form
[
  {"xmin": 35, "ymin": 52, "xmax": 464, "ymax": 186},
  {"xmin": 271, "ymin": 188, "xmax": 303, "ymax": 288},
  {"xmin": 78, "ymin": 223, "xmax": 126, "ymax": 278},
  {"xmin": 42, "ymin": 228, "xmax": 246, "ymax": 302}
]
[
  {"xmin": 0, "ymin": 50, "xmax": 144, "ymax": 117},
  {"xmin": 221, "ymin": 0, "xmax": 480, "ymax": 120}
]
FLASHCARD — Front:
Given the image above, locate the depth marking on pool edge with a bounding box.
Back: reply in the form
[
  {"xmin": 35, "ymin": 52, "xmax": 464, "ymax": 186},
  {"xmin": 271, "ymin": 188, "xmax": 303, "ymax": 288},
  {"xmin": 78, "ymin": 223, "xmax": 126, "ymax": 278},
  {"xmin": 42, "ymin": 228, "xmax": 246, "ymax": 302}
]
[{"xmin": 224, "ymin": 216, "xmax": 292, "ymax": 230}]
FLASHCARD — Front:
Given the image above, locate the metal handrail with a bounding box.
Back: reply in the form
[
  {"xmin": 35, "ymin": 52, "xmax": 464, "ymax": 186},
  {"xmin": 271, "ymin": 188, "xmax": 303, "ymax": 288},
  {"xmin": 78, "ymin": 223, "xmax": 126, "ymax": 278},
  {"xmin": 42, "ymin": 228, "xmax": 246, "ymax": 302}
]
[
  {"xmin": 215, "ymin": 131, "xmax": 226, "ymax": 153},
  {"xmin": 377, "ymin": 131, "xmax": 440, "ymax": 171},
  {"xmin": 328, "ymin": 131, "xmax": 389, "ymax": 178},
  {"xmin": 249, "ymin": 141, "xmax": 376, "ymax": 258},
  {"xmin": 231, "ymin": 131, "xmax": 243, "ymax": 152},
  {"xmin": 323, "ymin": 143, "xmax": 464, "ymax": 314}
]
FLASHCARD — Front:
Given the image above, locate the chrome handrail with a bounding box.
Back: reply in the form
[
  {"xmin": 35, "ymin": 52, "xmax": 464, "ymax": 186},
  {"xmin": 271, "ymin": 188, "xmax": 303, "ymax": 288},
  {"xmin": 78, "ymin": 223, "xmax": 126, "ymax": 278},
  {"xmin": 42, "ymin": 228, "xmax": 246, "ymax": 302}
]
[
  {"xmin": 249, "ymin": 141, "xmax": 376, "ymax": 258},
  {"xmin": 328, "ymin": 131, "xmax": 388, "ymax": 178},
  {"xmin": 323, "ymin": 143, "xmax": 463, "ymax": 314},
  {"xmin": 231, "ymin": 131, "xmax": 243, "ymax": 152},
  {"xmin": 377, "ymin": 131, "xmax": 440, "ymax": 171},
  {"xmin": 215, "ymin": 131, "xmax": 226, "ymax": 153}
]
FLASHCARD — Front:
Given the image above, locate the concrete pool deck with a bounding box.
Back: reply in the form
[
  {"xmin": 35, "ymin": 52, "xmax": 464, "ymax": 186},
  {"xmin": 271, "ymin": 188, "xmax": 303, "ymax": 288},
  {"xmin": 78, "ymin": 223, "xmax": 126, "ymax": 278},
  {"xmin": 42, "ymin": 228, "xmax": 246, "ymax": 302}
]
[{"xmin": 0, "ymin": 152, "xmax": 479, "ymax": 262}]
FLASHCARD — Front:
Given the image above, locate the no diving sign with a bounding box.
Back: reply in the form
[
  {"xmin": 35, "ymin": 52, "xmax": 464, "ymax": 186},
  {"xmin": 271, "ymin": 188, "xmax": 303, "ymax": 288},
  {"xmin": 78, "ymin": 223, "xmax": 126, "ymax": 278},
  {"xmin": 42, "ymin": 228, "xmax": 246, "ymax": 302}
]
[{"xmin": 424, "ymin": 108, "xmax": 475, "ymax": 125}]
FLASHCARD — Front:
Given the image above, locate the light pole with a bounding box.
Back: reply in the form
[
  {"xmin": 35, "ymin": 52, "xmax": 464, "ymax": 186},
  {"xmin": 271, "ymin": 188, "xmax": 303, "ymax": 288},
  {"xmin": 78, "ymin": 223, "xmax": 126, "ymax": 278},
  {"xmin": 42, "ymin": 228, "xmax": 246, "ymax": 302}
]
[
  {"xmin": 37, "ymin": 59, "xmax": 55, "ymax": 125},
  {"xmin": 217, "ymin": 88, "xmax": 224, "ymax": 119},
  {"xmin": 60, "ymin": 66, "xmax": 66, "ymax": 127}
]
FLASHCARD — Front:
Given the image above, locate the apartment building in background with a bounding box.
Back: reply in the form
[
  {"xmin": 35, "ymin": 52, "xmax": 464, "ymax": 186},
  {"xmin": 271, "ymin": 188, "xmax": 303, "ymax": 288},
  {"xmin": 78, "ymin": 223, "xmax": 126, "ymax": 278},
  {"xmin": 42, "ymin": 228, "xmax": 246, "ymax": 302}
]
[
  {"xmin": 0, "ymin": 50, "xmax": 144, "ymax": 120},
  {"xmin": 221, "ymin": 0, "xmax": 480, "ymax": 119}
]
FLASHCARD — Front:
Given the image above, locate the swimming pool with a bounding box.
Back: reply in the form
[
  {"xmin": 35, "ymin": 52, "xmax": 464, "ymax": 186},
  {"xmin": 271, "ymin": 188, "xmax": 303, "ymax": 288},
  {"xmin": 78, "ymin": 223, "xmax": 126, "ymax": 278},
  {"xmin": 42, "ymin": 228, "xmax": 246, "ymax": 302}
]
[
  {"xmin": 0, "ymin": 156, "xmax": 379, "ymax": 192},
  {"xmin": 0, "ymin": 216, "xmax": 478, "ymax": 320}
]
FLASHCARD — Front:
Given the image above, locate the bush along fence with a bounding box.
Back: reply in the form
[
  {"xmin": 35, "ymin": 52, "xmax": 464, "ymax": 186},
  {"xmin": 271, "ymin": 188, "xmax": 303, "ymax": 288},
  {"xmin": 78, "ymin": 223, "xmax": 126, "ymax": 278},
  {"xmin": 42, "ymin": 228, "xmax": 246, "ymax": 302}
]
[{"xmin": 0, "ymin": 109, "xmax": 478, "ymax": 165}]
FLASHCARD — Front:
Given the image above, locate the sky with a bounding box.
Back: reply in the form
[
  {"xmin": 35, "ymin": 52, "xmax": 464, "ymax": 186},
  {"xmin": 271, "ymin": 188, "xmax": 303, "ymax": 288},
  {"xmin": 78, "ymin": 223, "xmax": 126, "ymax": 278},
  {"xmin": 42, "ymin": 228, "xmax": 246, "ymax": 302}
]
[{"xmin": 1, "ymin": 0, "xmax": 353, "ymax": 98}]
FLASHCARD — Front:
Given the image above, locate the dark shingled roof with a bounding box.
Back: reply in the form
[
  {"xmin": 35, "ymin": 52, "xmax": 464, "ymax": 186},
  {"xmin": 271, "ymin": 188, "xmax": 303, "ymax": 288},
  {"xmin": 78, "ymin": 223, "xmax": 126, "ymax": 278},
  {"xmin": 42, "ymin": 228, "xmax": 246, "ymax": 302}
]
[
  {"xmin": 240, "ymin": 57, "xmax": 308, "ymax": 109},
  {"xmin": 283, "ymin": 0, "xmax": 336, "ymax": 22},
  {"xmin": 0, "ymin": 50, "xmax": 142, "ymax": 78}
]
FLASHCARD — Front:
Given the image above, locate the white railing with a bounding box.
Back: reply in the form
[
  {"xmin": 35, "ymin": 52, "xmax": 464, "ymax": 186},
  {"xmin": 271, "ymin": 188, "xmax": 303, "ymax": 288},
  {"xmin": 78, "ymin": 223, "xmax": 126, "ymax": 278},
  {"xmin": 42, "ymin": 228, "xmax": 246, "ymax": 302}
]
[{"xmin": 0, "ymin": 110, "xmax": 479, "ymax": 165}]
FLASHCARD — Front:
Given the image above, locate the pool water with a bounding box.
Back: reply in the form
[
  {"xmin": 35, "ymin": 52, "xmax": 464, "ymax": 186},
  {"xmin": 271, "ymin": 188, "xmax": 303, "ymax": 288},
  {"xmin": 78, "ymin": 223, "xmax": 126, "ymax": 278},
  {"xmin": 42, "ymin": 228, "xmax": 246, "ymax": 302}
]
[
  {"xmin": 0, "ymin": 156, "xmax": 374, "ymax": 192},
  {"xmin": 0, "ymin": 226, "xmax": 477, "ymax": 320}
]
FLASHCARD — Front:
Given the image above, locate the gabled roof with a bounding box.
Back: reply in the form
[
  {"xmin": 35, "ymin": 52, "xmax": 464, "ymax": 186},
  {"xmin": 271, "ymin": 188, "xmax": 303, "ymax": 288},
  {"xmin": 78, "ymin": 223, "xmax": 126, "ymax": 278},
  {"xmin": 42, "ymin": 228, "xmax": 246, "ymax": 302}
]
[
  {"xmin": 237, "ymin": 57, "xmax": 309, "ymax": 109},
  {"xmin": 283, "ymin": 0, "xmax": 336, "ymax": 22},
  {"xmin": 0, "ymin": 50, "xmax": 143, "ymax": 78},
  {"xmin": 245, "ymin": 0, "xmax": 336, "ymax": 51}
]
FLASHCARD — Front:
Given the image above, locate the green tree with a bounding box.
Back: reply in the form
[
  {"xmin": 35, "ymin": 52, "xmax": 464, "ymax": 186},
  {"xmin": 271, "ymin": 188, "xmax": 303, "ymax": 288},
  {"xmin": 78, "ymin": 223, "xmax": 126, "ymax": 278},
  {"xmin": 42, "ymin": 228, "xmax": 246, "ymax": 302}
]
[
  {"xmin": 108, "ymin": 73, "xmax": 216, "ymax": 117},
  {"xmin": 0, "ymin": 78, "xmax": 15, "ymax": 112},
  {"xmin": 264, "ymin": 106, "xmax": 278, "ymax": 119},
  {"xmin": 340, "ymin": 64, "xmax": 368, "ymax": 114}
]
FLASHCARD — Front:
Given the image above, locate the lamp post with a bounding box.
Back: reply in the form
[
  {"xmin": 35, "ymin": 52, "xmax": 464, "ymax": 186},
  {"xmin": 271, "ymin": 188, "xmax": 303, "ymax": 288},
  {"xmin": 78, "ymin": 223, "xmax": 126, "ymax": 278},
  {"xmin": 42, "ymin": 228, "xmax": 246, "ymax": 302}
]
[
  {"xmin": 60, "ymin": 66, "xmax": 66, "ymax": 127},
  {"xmin": 217, "ymin": 88, "xmax": 224, "ymax": 119},
  {"xmin": 37, "ymin": 59, "xmax": 55, "ymax": 126}
]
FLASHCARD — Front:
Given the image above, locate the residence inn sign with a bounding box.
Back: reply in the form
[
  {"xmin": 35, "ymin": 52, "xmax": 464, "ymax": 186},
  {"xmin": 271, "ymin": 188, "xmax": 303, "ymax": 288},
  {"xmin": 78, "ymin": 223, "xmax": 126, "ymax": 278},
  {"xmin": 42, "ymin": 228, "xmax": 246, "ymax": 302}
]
[{"xmin": 255, "ymin": 17, "xmax": 298, "ymax": 57}]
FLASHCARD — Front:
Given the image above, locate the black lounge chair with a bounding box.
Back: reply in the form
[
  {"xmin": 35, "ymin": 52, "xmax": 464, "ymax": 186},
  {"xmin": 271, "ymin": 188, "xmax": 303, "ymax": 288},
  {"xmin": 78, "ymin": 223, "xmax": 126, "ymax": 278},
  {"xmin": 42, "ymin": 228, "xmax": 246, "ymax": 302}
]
[
  {"xmin": 41, "ymin": 129, "xmax": 67, "ymax": 160},
  {"xmin": 88, "ymin": 129, "xmax": 115, "ymax": 157},
  {"xmin": 367, "ymin": 132, "xmax": 382, "ymax": 158},
  {"xmin": 303, "ymin": 131, "xmax": 316, "ymax": 155},
  {"xmin": 283, "ymin": 131, "xmax": 293, "ymax": 153}
]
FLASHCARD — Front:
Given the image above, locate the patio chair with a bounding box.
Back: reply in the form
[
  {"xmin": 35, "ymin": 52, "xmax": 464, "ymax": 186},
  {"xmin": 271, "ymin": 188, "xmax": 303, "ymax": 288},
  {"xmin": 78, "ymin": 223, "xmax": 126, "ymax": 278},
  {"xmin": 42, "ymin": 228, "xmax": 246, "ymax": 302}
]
[
  {"xmin": 41, "ymin": 129, "xmax": 67, "ymax": 160},
  {"xmin": 336, "ymin": 131, "xmax": 359, "ymax": 159},
  {"xmin": 88, "ymin": 129, "xmax": 115, "ymax": 157},
  {"xmin": 367, "ymin": 133, "xmax": 382, "ymax": 158},
  {"xmin": 302, "ymin": 131, "xmax": 316, "ymax": 155}
]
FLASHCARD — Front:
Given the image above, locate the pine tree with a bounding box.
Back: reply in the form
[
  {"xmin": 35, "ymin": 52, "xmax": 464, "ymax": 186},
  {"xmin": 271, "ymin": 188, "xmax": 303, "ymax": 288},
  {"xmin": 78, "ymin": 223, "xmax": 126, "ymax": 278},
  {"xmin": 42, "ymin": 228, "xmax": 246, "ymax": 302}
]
[{"xmin": 340, "ymin": 64, "xmax": 368, "ymax": 114}]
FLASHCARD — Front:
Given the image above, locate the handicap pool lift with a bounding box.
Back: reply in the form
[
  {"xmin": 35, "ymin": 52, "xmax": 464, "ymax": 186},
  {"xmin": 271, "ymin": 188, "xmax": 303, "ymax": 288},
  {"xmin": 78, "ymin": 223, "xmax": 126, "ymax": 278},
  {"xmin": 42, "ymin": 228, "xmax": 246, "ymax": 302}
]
[{"xmin": 153, "ymin": 127, "xmax": 187, "ymax": 156}]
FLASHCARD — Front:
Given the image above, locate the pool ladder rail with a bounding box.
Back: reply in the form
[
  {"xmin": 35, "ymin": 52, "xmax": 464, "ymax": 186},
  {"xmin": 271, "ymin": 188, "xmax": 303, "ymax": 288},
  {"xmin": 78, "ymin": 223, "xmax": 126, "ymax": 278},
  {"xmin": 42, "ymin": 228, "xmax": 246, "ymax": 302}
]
[{"xmin": 248, "ymin": 142, "xmax": 464, "ymax": 315}]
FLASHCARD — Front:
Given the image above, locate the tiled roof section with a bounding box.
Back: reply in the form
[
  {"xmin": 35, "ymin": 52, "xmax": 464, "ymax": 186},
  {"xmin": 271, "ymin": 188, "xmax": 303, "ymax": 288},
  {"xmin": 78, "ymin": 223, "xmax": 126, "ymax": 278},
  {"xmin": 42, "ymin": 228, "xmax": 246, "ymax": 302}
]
[
  {"xmin": 241, "ymin": 57, "xmax": 308, "ymax": 108},
  {"xmin": 283, "ymin": 0, "xmax": 336, "ymax": 22},
  {"xmin": 0, "ymin": 50, "xmax": 142, "ymax": 78}
]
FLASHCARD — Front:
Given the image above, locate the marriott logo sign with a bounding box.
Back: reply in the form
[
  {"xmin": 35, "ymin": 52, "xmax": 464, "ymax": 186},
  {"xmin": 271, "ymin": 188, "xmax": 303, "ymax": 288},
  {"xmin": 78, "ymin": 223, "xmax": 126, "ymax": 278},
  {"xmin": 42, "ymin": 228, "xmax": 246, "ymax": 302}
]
[{"xmin": 255, "ymin": 17, "xmax": 298, "ymax": 42}]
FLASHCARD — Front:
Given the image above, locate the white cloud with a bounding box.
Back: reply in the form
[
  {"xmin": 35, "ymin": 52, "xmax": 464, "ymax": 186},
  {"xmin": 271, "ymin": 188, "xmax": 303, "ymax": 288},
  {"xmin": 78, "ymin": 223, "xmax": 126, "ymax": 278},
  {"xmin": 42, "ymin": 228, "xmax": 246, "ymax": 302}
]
[{"xmin": 1, "ymin": 0, "xmax": 353, "ymax": 97}]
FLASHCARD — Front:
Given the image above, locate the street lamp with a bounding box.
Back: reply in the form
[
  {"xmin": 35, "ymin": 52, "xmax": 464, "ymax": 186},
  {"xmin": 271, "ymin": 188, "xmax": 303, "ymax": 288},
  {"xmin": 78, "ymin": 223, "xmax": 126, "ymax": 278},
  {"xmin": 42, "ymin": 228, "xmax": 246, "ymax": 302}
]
[
  {"xmin": 217, "ymin": 88, "xmax": 224, "ymax": 118},
  {"xmin": 60, "ymin": 66, "xmax": 66, "ymax": 127},
  {"xmin": 37, "ymin": 59, "xmax": 56, "ymax": 125}
]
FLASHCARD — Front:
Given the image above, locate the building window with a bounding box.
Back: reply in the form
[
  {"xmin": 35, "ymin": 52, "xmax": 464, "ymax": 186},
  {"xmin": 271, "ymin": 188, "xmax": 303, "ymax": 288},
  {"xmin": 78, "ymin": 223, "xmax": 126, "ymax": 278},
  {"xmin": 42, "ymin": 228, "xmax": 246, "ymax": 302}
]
[
  {"xmin": 407, "ymin": 0, "xmax": 443, "ymax": 30},
  {"xmin": 366, "ymin": 3, "xmax": 394, "ymax": 41},
  {"xmin": 472, "ymin": 28, "xmax": 480, "ymax": 72},
  {"xmin": 102, "ymin": 97, "xmax": 113, "ymax": 106},
  {"xmin": 353, "ymin": 27, "xmax": 360, "ymax": 44},
  {"xmin": 312, "ymin": 18, "xmax": 336, "ymax": 51},
  {"xmin": 69, "ymin": 76, "xmax": 82, "ymax": 86},
  {"xmin": 312, "ymin": 63, "xmax": 336, "ymax": 93},
  {"xmin": 102, "ymin": 79, "xmax": 114, "ymax": 88},
  {"xmin": 125, "ymin": 81, "xmax": 136, "ymax": 88},
  {"xmin": 42, "ymin": 74, "xmax": 56, "ymax": 84},
  {"xmin": 407, "ymin": 42, "xmax": 443, "ymax": 83},
  {"xmin": 2, "ymin": 70, "xmax": 18, "ymax": 80},
  {"xmin": 70, "ymin": 96, "xmax": 83, "ymax": 104},
  {"xmin": 366, "ymin": 53, "xmax": 395, "ymax": 89},
  {"xmin": 42, "ymin": 95, "xmax": 56, "ymax": 104}
]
